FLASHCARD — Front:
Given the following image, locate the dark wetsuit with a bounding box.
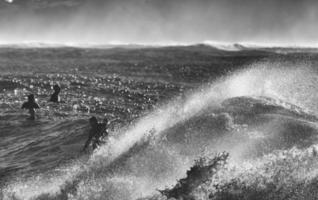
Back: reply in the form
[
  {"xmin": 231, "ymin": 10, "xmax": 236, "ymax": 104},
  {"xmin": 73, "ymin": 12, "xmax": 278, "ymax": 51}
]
[
  {"xmin": 83, "ymin": 123, "xmax": 108, "ymax": 151},
  {"xmin": 50, "ymin": 92, "xmax": 59, "ymax": 103},
  {"xmin": 22, "ymin": 102, "xmax": 40, "ymax": 109},
  {"xmin": 50, "ymin": 85, "xmax": 60, "ymax": 103},
  {"xmin": 22, "ymin": 101, "xmax": 40, "ymax": 120}
]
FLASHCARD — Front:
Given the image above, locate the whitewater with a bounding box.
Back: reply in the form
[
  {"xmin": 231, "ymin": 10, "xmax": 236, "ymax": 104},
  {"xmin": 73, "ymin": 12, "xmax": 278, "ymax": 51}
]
[{"xmin": 1, "ymin": 47, "xmax": 318, "ymax": 200}]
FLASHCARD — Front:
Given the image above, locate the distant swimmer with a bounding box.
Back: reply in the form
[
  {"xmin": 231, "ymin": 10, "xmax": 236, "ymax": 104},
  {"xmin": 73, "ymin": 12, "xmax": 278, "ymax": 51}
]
[
  {"xmin": 82, "ymin": 116, "xmax": 108, "ymax": 152},
  {"xmin": 49, "ymin": 84, "xmax": 61, "ymax": 103},
  {"xmin": 21, "ymin": 94, "xmax": 40, "ymax": 120}
]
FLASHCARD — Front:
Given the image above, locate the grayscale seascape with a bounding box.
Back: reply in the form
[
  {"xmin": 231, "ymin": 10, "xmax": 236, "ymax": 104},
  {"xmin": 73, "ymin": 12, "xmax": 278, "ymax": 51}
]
[
  {"xmin": 1, "ymin": 45, "xmax": 318, "ymax": 200},
  {"xmin": 1, "ymin": 0, "xmax": 318, "ymax": 200}
]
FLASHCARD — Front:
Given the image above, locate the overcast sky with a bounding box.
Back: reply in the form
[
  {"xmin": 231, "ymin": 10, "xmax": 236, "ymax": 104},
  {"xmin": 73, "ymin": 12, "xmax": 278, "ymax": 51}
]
[{"xmin": 0, "ymin": 0, "xmax": 318, "ymax": 45}]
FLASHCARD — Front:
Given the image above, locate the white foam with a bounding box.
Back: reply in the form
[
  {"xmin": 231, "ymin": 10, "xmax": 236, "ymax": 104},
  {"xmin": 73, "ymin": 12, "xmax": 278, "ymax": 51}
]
[{"xmin": 4, "ymin": 62, "xmax": 318, "ymax": 199}]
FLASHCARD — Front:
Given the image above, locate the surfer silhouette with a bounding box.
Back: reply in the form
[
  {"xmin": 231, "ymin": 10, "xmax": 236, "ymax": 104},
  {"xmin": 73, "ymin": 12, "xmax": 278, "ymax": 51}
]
[
  {"xmin": 49, "ymin": 84, "xmax": 61, "ymax": 103},
  {"xmin": 21, "ymin": 94, "xmax": 40, "ymax": 120},
  {"xmin": 82, "ymin": 116, "xmax": 108, "ymax": 152}
]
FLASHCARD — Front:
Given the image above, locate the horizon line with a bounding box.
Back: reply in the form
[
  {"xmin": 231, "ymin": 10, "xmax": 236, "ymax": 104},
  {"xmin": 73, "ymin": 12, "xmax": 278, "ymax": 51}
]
[{"xmin": 0, "ymin": 41, "xmax": 318, "ymax": 49}]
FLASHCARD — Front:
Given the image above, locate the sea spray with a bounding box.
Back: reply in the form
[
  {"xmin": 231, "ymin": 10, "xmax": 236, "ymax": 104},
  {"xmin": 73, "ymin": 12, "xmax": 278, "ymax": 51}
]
[
  {"xmin": 3, "ymin": 63, "xmax": 318, "ymax": 199},
  {"xmin": 205, "ymin": 145, "xmax": 318, "ymax": 200},
  {"xmin": 160, "ymin": 152, "xmax": 229, "ymax": 200}
]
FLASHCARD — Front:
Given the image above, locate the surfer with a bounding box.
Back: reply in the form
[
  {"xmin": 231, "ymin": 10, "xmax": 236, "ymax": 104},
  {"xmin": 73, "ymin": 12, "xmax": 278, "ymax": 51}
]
[
  {"xmin": 21, "ymin": 94, "xmax": 40, "ymax": 120},
  {"xmin": 82, "ymin": 116, "xmax": 108, "ymax": 152},
  {"xmin": 49, "ymin": 84, "xmax": 61, "ymax": 103}
]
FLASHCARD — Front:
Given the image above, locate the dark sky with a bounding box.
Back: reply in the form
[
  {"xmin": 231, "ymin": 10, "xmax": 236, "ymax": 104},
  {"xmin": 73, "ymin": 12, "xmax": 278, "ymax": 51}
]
[{"xmin": 1, "ymin": 0, "xmax": 318, "ymax": 45}]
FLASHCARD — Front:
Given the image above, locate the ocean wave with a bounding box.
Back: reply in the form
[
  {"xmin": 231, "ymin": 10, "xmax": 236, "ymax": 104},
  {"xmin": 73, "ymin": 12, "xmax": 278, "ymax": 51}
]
[{"xmin": 2, "ymin": 63, "xmax": 318, "ymax": 200}]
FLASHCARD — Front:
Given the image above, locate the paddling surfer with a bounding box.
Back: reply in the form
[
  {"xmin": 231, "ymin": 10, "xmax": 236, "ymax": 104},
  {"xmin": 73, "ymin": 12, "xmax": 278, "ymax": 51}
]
[
  {"xmin": 21, "ymin": 94, "xmax": 40, "ymax": 120},
  {"xmin": 82, "ymin": 116, "xmax": 108, "ymax": 152},
  {"xmin": 49, "ymin": 84, "xmax": 61, "ymax": 103}
]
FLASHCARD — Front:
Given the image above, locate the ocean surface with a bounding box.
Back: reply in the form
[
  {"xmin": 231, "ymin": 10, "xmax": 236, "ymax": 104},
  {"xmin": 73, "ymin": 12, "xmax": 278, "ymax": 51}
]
[{"xmin": 1, "ymin": 44, "xmax": 318, "ymax": 200}]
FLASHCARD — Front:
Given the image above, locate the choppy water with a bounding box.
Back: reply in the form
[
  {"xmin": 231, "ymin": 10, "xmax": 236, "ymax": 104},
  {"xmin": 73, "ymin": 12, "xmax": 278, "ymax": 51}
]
[{"xmin": 1, "ymin": 47, "xmax": 318, "ymax": 200}]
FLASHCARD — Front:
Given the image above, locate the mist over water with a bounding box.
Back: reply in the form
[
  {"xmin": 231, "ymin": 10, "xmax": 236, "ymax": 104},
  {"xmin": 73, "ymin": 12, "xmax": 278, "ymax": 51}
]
[
  {"xmin": 1, "ymin": 0, "xmax": 318, "ymax": 45},
  {"xmin": 3, "ymin": 61, "xmax": 318, "ymax": 200},
  {"xmin": 1, "ymin": 0, "xmax": 318, "ymax": 198}
]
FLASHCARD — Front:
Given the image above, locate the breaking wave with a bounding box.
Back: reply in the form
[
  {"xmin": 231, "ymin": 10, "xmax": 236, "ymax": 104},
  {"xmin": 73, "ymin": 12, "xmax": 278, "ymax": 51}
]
[{"xmin": 2, "ymin": 63, "xmax": 318, "ymax": 200}]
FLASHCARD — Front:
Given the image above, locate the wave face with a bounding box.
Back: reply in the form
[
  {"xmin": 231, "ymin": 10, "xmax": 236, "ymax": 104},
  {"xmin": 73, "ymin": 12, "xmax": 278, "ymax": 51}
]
[{"xmin": 1, "ymin": 48, "xmax": 318, "ymax": 200}]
